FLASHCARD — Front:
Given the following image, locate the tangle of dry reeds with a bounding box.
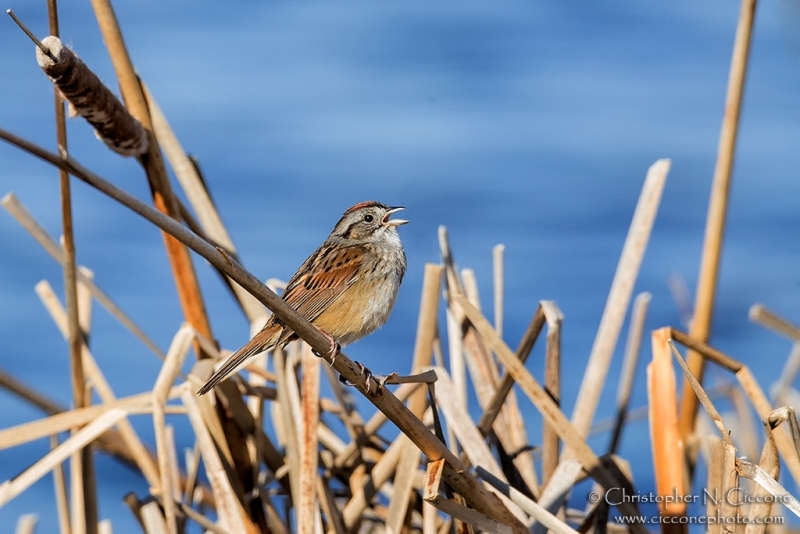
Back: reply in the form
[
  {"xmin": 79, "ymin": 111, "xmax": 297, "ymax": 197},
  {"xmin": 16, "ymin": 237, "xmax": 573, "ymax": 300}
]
[{"xmin": 2, "ymin": 0, "xmax": 799, "ymax": 532}]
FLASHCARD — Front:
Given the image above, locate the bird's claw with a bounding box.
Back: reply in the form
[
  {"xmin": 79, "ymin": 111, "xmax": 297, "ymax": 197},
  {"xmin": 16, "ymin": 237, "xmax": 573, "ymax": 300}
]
[
  {"xmin": 338, "ymin": 361, "xmax": 385, "ymax": 393},
  {"xmin": 311, "ymin": 329, "xmax": 340, "ymax": 367},
  {"xmin": 356, "ymin": 361, "xmax": 374, "ymax": 392}
]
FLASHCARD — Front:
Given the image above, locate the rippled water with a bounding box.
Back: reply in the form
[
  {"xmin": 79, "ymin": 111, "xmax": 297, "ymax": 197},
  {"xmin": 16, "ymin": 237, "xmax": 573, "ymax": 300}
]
[{"xmin": 1, "ymin": 0, "xmax": 799, "ymax": 530}]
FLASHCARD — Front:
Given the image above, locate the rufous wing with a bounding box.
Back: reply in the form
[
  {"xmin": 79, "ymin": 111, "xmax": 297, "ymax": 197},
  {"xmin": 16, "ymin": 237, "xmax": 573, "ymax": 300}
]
[
  {"xmin": 279, "ymin": 244, "xmax": 366, "ymax": 326},
  {"xmin": 198, "ymin": 244, "xmax": 367, "ymax": 395}
]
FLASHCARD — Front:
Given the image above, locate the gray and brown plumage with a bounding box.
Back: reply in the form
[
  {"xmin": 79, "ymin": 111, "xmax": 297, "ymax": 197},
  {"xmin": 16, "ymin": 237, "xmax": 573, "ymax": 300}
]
[{"xmin": 198, "ymin": 201, "xmax": 408, "ymax": 395}]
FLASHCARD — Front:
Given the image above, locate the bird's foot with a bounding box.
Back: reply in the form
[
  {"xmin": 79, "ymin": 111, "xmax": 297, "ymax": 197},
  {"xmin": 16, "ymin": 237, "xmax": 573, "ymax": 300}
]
[
  {"xmin": 311, "ymin": 328, "xmax": 340, "ymax": 366},
  {"xmin": 338, "ymin": 361, "xmax": 385, "ymax": 393},
  {"xmin": 356, "ymin": 362, "xmax": 375, "ymax": 393}
]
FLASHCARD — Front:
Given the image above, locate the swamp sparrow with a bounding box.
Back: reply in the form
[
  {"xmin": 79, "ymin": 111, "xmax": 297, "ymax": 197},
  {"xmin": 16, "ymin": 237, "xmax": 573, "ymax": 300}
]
[{"xmin": 198, "ymin": 201, "xmax": 408, "ymax": 395}]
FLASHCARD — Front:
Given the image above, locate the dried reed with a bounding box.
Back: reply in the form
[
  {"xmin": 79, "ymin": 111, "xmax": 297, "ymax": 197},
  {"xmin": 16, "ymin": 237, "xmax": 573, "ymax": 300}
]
[{"xmin": 2, "ymin": 0, "xmax": 797, "ymax": 532}]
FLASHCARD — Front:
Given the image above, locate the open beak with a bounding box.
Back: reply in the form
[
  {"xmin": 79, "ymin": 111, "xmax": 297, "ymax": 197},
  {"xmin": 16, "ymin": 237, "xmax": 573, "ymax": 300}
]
[{"xmin": 383, "ymin": 206, "xmax": 409, "ymax": 227}]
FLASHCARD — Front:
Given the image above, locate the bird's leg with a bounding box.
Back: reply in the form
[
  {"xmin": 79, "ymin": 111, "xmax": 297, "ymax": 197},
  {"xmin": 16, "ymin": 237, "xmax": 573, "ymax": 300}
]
[{"xmin": 311, "ymin": 328, "xmax": 340, "ymax": 366}]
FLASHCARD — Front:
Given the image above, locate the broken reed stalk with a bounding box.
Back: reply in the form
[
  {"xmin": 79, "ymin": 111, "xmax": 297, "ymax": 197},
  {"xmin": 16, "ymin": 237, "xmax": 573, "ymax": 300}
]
[
  {"xmin": 459, "ymin": 273, "xmax": 520, "ymax": 503},
  {"xmin": 743, "ymin": 429, "xmax": 779, "ymax": 534},
  {"xmin": 571, "ymin": 158, "xmax": 669, "ymax": 439},
  {"xmin": 749, "ymin": 304, "xmax": 800, "ymax": 404},
  {"xmin": 541, "ymin": 300, "xmax": 563, "ymax": 487},
  {"xmin": 707, "ymin": 438, "xmax": 739, "ymax": 530},
  {"xmin": 87, "ymin": 0, "xmax": 214, "ymax": 356},
  {"xmin": 680, "ymin": 0, "xmax": 758, "ymax": 443},
  {"xmin": 0, "ymin": 367, "xmax": 219, "ymax": 509},
  {"xmin": 476, "ymin": 304, "xmax": 546, "ymax": 438},
  {"xmin": 0, "ymin": 132, "xmax": 531, "ymax": 531},
  {"xmin": 142, "ymin": 84, "xmax": 266, "ymax": 324},
  {"xmin": 609, "ymin": 292, "xmax": 650, "ymax": 454},
  {"xmin": 49, "ymin": 435, "xmax": 70, "ymax": 534},
  {"xmin": 454, "ymin": 295, "xmax": 647, "ymax": 533},
  {"xmin": 440, "ymin": 231, "xmax": 540, "ymax": 497},
  {"xmin": 669, "ymin": 340, "xmax": 733, "ymax": 448},
  {"xmin": 40, "ymin": 0, "xmax": 99, "ymax": 529},
  {"xmin": 0, "ymin": 193, "xmax": 165, "ymax": 359},
  {"xmin": 647, "ymin": 329, "xmax": 686, "ymax": 521},
  {"xmin": 669, "ymin": 328, "xmax": 800, "ymax": 487},
  {"xmin": 34, "ymin": 281, "xmax": 162, "ymax": 490},
  {"xmin": 749, "ymin": 304, "xmax": 800, "ymax": 342},
  {"xmin": 298, "ymin": 347, "xmax": 320, "ymax": 534},
  {"xmin": 386, "ymin": 263, "xmax": 444, "ymax": 532},
  {"xmin": 152, "ymin": 326, "xmax": 195, "ymax": 534},
  {"xmin": 493, "ymin": 244, "xmax": 504, "ymax": 337}
]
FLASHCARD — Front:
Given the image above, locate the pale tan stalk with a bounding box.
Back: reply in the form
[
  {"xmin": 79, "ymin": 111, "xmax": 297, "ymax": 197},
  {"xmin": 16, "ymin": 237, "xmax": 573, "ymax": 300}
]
[
  {"xmin": 433, "ymin": 369, "xmax": 526, "ymax": 522},
  {"xmin": 88, "ymin": 0, "xmax": 214, "ymax": 357},
  {"xmin": 35, "ymin": 280, "xmax": 162, "ymax": 488},
  {"xmin": 43, "ymin": 2, "xmax": 95, "ymax": 525},
  {"xmin": 454, "ymin": 295, "xmax": 645, "ymax": 533},
  {"xmin": 0, "ymin": 130, "xmax": 527, "ymax": 533},
  {"xmin": 50, "ymin": 434, "xmax": 71, "ymax": 534},
  {"xmin": 609, "ymin": 292, "xmax": 650, "ymax": 454},
  {"xmin": 749, "ymin": 304, "xmax": 800, "ymax": 341},
  {"xmin": 143, "ymin": 85, "xmax": 266, "ymax": 323},
  {"xmin": 181, "ymin": 386, "xmax": 255, "ymax": 532},
  {"xmin": 707, "ymin": 436, "xmax": 724, "ymax": 534},
  {"xmin": 387, "ymin": 263, "xmax": 443, "ymax": 532},
  {"xmin": 744, "ymin": 428, "xmax": 779, "ymax": 534},
  {"xmin": 152, "ymin": 326, "xmax": 195, "ymax": 534},
  {"xmin": 476, "ymin": 467, "xmax": 578, "ymax": 534},
  {"xmin": 424, "ymin": 457, "xmax": 513, "ymax": 534},
  {"xmin": 1, "ymin": 193, "xmax": 164, "ymax": 358},
  {"xmin": 0, "ymin": 408, "xmax": 129, "ymax": 507},
  {"xmin": 572, "ymin": 159, "xmax": 670, "ymax": 439},
  {"xmin": 542, "ymin": 300, "xmax": 563, "ymax": 486},
  {"xmin": 279, "ymin": 349, "xmax": 303, "ymax": 509},
  {"xmin": 681, "ymin": 0, "xmax": 759, "ymax": 441},
  {"xmin": 140, "ymin": 500, "xmax": 167, "ymax": 534},
  {"xmin": 493, "ymin": 244, "xmax": 505, "ymax": 337}
]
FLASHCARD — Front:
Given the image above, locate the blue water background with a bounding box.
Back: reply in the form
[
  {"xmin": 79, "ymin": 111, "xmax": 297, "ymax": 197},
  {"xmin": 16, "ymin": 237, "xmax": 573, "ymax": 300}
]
[{"xmin": 1, "ymin": 0, "xmax": 800, "ymax": 530}]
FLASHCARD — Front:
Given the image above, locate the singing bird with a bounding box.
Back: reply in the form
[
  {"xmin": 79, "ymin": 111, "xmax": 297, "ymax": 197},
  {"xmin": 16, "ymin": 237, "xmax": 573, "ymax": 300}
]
[{"xmin": 198, "ymin": 201, "xmax": 408, "ymax": 395}]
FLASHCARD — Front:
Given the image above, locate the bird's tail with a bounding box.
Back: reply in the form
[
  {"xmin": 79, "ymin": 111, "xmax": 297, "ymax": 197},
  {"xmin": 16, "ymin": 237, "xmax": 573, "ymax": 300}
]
[{"xmin": 197, "ymin": 325, "xmax": 280, "ymax": 395}]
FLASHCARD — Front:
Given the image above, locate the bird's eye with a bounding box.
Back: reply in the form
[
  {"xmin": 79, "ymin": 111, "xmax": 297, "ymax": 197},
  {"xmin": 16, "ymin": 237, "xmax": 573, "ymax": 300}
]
[{"xmin": 364, "ymin": 214, "xmax": 374, "ymax": 223}]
